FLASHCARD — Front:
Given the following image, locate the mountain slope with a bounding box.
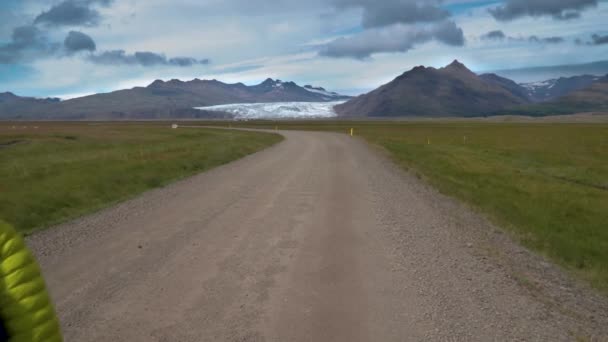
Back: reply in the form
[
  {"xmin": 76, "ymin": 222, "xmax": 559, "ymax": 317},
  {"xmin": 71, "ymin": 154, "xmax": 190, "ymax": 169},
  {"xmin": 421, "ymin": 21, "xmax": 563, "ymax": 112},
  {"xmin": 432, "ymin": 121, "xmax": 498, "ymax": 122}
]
[
  {"xmin": 523, "ymin": 76, "xmax": 608, "ymax": 115},
  {"xmin": 335, "ymin": 61, "xmax": 530, "ymax": 117},
  {"xmin": 479, "ymin": 74, "xmax": 530, "ymax": 102},
  {"xmin": 520, "ymin": 75, "xmax": 603, "ymax": 102},
  {"xmin": 0, "ymin": 79, "xmax": 350, "ymax": 120},
  {"xmin": 0, "ymin": 92, "xmax": 60, "ymax": 118}
]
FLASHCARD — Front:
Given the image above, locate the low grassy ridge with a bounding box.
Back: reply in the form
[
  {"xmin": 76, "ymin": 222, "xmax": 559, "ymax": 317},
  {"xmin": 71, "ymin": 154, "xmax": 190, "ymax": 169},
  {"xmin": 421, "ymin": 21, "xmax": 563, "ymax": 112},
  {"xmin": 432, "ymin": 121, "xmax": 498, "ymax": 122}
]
[
  {"xmin": 0, "ymin": 122, "xmax": 282, "ymax": 234},
  {"xmin": 208, "ymin": 121, "xmax": 608, "ymax": 290}
]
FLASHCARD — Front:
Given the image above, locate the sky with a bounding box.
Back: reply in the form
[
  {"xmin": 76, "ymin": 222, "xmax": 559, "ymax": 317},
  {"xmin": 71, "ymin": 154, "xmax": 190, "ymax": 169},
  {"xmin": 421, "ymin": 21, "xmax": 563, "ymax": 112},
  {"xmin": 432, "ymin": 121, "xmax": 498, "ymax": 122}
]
[{"xmin": 1, "ymin": 0, "xmax": 608, "ymax": 99}]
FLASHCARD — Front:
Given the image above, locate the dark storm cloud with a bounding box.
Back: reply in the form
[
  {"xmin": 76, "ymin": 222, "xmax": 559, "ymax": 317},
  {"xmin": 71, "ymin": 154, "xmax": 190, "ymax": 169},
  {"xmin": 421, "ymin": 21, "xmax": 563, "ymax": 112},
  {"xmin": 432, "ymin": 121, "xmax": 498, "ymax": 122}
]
[
  {"xmin": 528, "ymin": 35, "xmax": 564, "ymax": 44},
  {"xmin": 481, "ymin": 30, "xmax": 506, "ymax": 41},
  {"xmin": 320, "ymin": 0, "xmax": 464, "ymax": 59},
  {"xmin": 11, "ymin": 25, "xmax": 43, "ymax": 47},
  {"xmin": 489, "ymin": 0, "xmax": 598, "ymax": 21},
  {"xmin": 590, "ymin": 34, "xmax": 608, "ymax": 45},
  {"xmin": 1, "ymin": 27, "xmax": 208, "ymax": 66},
  {"xmin": 578, "ymin": 33, "xmax": 608, "ymax": 45},
  {"xmin": 319, "ymin": 21, "xmax": 464, "ymax": 59},
  {"xmin": 361, "ymin": 2, "xmax": 450, "ymax": 28},
  {"xmin": 481, "ymin": 30, "xmax": 565, "ymax": 44},
  {"xmin": 34, "ymin": 0, "xmax": 114, "ymax": 27},
  {"xmin": 169, "ymin": 57, "xmax": 211, "ymax": 67},
  {"xmin": 1, "ymin": 26, "xmax": 98, "ymax": 63},
  {"xmin": 64, "ymin": 31, "xmax": 96, "ymax": 52},
  {"xmin": 1, "ymin": 0, "xmax": 209, "ymax": 66},
  {"xmin": 89, "ymin": 50, "xmax": 210, "ymax": 67},
  {"xmin": 0, "ymin": 25, "xmax": 58, "ymax": 63},
  {"xmin": 434, "ymin": 21, "xmax": 465, "ymax": 46},
  {"xmin": 331, "ymin": 0, "xmax": 449, "ymax": 28}
]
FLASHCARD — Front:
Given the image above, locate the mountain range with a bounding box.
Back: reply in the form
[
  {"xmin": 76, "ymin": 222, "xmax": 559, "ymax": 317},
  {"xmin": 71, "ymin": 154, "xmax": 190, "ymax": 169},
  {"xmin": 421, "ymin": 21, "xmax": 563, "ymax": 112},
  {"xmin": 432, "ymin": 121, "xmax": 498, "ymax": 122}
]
[
  {"xmin": 520, "ymin": 75, "xmax": 603, "ymax": 102},
  {"xmin": 1, "ymin": 61, "xmax": 608, "ymax": 119},
  {"xmin": 492, "ymin": 60, "xmax": 608, "ymax": 83},
  {"xmin": 335, "ymin": 61, "xmax": 530, "ymax": 117},
  {"xmin": 335, "ymin": 61, "xmax": 608, "ymax": 118},
  {"xmin": 0, "ymin": 79, "xmax": 350, "ymax": 120},
  {"xmin": 505, "ymin": 75, "xmax": 608, "ymax": 116}
]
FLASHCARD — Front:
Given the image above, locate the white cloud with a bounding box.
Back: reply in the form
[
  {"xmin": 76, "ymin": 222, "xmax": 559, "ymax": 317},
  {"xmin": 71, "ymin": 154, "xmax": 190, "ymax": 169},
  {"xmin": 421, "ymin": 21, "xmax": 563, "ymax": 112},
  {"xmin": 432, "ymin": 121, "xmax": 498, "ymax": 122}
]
[{"xmin": 2, "ymin": 0, "xmax": 608, "ymax": 97}]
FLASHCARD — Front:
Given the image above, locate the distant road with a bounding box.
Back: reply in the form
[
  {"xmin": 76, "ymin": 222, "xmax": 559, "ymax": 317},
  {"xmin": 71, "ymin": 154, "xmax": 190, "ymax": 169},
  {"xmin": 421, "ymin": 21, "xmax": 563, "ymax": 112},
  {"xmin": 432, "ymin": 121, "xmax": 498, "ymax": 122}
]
[{"xmin": 28, "ymin": 130, "xmax": 607, "ymax": 341}]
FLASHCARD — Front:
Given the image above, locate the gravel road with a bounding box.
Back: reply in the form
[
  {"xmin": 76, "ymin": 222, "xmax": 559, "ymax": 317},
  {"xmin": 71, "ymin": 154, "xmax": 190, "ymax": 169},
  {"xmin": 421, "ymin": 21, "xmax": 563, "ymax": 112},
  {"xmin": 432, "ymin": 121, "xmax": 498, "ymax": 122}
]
[{"xmin": 27, "ymin": 130, "xmax": 608, "ymax": 341}]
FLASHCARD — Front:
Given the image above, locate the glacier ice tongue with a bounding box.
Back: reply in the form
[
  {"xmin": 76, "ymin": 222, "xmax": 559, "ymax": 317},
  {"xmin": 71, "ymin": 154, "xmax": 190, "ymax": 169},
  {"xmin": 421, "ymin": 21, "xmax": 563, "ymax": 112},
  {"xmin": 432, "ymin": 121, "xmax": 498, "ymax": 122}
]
[{"xmin": 195, "ymin": 101, "xmax": 345, "ymax": 119}]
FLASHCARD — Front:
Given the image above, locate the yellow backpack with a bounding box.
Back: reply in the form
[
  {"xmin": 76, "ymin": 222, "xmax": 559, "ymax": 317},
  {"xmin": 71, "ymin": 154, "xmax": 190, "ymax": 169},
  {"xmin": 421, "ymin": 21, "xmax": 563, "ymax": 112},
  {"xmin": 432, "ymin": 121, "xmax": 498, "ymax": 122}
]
[{"xmin": 0, "ymin": 221, "xmax": 62, "ymax": 342}]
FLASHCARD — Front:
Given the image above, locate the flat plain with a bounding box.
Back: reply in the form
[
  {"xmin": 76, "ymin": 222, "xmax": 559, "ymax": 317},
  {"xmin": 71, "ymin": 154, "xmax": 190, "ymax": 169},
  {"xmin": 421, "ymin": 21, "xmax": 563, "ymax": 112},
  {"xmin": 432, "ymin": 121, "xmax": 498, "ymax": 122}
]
[{"xmin": 0, "ymin": 122, "xmax": 282, "ymax": 233}]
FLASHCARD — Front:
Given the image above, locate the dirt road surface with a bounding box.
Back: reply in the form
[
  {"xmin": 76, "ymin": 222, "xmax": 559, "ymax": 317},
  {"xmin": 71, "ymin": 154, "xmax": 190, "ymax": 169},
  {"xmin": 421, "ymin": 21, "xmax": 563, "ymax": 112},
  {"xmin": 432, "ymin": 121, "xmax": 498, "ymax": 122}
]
[{"xmin": 28, "ymin": 130, "xmax": 608, "ymax": 341}]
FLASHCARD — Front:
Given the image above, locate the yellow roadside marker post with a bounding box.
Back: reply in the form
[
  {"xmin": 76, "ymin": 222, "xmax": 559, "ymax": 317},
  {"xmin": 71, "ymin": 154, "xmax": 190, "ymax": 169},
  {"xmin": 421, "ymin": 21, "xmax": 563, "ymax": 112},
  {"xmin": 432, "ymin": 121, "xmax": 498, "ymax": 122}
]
[{"xmin": 350, "ymin": 128, "xmax": 354, "ymax": 137}]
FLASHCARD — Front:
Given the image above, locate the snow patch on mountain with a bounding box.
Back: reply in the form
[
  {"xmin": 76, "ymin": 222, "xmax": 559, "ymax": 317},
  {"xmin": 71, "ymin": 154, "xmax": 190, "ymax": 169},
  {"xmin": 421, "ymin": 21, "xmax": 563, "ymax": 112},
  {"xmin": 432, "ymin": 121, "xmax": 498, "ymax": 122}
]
[
  {"xmin": 521, "ymin": 80, "xmax": 555, "ymax": 91},
  {"xmin": 303, "ymin": 86, "xmax": 338, "ymax": 97}
]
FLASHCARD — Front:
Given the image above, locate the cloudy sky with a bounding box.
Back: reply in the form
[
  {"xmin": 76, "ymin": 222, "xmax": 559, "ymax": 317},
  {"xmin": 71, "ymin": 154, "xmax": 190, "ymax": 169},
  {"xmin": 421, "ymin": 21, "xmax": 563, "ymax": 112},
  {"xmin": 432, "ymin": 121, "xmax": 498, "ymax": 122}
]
[{"xmin": 1, "ymin": 0, "xmax": 608, "ymax": 98}]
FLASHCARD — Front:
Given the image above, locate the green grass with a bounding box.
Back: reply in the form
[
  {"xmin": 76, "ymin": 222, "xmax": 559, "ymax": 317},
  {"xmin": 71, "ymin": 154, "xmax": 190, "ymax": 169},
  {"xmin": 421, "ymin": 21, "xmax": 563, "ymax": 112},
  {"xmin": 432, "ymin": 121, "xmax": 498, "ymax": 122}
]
[
  {"xmin": 0, "ymin": 122, "xmax": 282, "ymax": 234},
  {"xmin": 204, "ymin": 120, "xmax": 608, "ymax": 291},
  {"xmin": 3, "ymin": 120, "xmax": 607, "ymax": 291}
]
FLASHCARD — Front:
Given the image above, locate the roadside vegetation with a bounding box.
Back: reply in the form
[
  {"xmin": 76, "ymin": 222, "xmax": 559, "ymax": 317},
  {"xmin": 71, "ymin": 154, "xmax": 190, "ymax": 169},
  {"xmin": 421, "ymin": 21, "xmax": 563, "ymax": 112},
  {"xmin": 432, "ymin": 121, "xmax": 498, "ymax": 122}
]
[
  {"xmin": 208, "ymin": 120, "xmax": 608, "ymax": 291},
  {"xmin": 0, "ymin": 122, "xmax": 282, "ymax": 234}
]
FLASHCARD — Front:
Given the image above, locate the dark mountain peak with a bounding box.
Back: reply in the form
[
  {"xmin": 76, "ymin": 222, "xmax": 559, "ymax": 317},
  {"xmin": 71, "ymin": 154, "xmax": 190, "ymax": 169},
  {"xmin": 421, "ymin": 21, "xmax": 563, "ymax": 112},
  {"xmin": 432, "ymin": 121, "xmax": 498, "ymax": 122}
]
[
  {"xmin": 397, "ymin": 66, "xmax": 428, "ymax": 79},
  {"xmin": 411, "ymin": 65, "xmax": 427, "ymax": 72},
  {"xmin": 448, "ymin": 59, "xmax": 466, "ymax": 68},
  {"xmin": 148, "ymin": 80, "xmax": 165, "ymax": 88},
  {"xmin": 0, "ymin": 92, "xmax": 20, "ymax": 103},
  {"xmin": 168, "ymin": 79, "xmax": 183, "ymax": 84},
  {"xmin": 405, "ymin": 65, "xmax": 440, "ymax": 76},
  {"xmin": 443, "ymin": 60, "xmax": 473, "ymax": 74},
  {"xmin": 256, "ymin": 78, "xmax": 290, "ymax": 91},
  {"xmin": 261, "ymin": 78, "xmax": 276, "ymax": 85},
  {"xmin": 205, "ymin": 79, "xmax": 225, "ymax": 84},
  {"xmin": 335, "ymin": 60, "xmax": 529, "ymax": 118}
]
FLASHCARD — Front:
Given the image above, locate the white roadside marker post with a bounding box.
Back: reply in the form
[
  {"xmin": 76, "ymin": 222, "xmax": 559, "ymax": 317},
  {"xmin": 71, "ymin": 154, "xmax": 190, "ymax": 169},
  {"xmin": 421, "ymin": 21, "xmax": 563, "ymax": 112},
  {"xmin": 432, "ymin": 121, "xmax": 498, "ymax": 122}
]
[{"xmin": 171, "ymin": 124, "xmax": 178, "ymax": 129}]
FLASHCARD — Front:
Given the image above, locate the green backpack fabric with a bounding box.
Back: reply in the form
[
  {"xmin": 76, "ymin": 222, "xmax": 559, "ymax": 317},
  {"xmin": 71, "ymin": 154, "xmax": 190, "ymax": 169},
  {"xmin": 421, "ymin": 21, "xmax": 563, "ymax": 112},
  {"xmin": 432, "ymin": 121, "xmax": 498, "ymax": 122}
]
[{"xmin": 0, "ymin": 221, "xmax": 62, "ymax": 342}]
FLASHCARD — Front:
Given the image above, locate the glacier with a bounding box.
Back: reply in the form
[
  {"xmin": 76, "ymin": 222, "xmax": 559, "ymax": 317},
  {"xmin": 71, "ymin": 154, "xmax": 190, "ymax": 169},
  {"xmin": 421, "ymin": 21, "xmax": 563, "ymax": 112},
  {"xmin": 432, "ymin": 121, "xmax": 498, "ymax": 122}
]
[{"xmin": 195, "ymin": 101, "xmax": 344, "ymax": 120}]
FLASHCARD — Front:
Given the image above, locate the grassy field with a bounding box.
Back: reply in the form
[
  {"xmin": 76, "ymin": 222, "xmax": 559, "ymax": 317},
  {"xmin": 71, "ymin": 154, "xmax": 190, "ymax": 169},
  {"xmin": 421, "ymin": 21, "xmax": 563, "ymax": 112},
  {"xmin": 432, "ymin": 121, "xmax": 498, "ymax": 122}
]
[
  {"xmin": 2, "ymin": 120, "xmax": 607, "ymax": 290},
  {"xmin": 206, "ymin": 120, "xmax": 608, "ymax": 290},
  {"xmin": 0, "ymin": 122, "xmax": 282, "ymax": 234}
]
